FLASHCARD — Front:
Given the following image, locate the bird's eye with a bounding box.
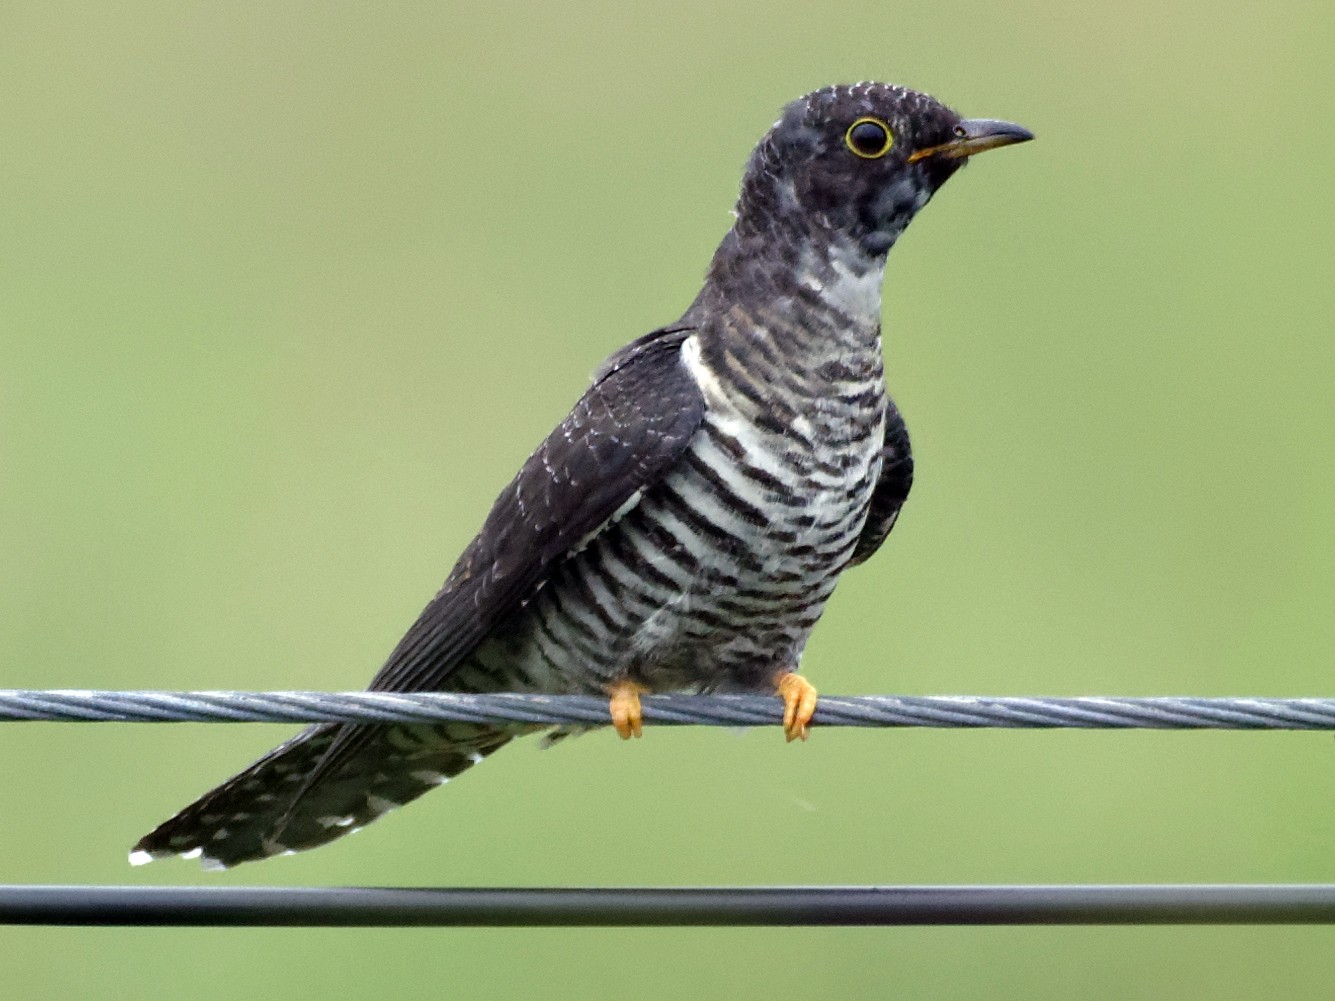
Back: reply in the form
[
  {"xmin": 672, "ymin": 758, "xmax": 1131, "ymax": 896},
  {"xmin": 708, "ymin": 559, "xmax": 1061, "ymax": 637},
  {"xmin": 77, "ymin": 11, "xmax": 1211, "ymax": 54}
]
[{"xmin": 845, "ymin": 117, "xmax": 894, "ymax": 159}]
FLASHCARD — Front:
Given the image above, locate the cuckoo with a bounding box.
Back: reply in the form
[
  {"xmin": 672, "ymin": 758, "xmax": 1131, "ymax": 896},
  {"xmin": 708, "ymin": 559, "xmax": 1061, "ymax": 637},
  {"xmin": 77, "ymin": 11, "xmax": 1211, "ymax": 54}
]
[{"xmin": 133, "ymin": 82, "xmax": 1032, "ymax": 868}]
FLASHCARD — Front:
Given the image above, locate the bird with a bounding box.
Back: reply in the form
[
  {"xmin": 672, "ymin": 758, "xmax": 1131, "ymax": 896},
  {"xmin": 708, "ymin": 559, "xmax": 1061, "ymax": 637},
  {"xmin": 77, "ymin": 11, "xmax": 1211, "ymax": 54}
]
[{"xmin": 132, "ymin": 81, "xmax": 1032, "ymax": 869}]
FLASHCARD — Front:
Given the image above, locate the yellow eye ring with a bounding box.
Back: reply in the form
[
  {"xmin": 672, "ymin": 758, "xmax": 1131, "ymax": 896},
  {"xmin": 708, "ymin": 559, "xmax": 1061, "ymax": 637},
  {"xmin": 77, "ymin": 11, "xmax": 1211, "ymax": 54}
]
[
  {"xmin": 843, "ymin": 117, "xmax": 897, "ymax": 158},
  {"xmin": 845, "ymin": 117, "xmax": 894, "ymax": 159}
]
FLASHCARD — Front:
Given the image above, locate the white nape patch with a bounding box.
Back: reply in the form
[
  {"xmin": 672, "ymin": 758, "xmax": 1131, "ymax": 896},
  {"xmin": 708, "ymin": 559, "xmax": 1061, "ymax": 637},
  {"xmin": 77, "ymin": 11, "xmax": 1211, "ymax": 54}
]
[
  {"xmin": 410, "ymin": 769, "xmax": 449, "ymax": 786},
  {"xmin": 128, "ymin": 850, "xmax": 155, "ymax": 867},
  {"xmin": 366, "ymin": 795, "xmax": 398, "ymax": 816},
  {"xmin": 466, "ymin": 751, "xmax": 486, "ymax": 765}
]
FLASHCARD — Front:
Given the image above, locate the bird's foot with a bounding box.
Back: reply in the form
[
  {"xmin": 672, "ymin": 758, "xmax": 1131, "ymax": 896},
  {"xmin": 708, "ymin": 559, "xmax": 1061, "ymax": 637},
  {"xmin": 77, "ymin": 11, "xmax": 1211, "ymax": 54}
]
[
  {"xmin": 775, "ymin": 672, "xmax": 818, "ymax": 742},
  {"xmin": 608, "ymin": 679, "xmax": 650, "ymax": 739}
]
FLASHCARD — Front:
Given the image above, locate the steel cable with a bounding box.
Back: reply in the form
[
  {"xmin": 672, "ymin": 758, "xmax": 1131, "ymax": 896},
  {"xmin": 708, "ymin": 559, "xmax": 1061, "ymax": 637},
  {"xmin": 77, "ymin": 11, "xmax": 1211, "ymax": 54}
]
[{"xmin": 0, "ymin": 690, "xmax": 1333, "ymax": 728}]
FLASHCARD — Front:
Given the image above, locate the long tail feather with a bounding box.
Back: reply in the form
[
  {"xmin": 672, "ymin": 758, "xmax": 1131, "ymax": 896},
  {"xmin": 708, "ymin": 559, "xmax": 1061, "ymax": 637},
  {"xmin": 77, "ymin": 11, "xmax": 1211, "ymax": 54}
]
[{"xmin": 131, "ymin": 722, "xmax": 513, "ymax": 869}]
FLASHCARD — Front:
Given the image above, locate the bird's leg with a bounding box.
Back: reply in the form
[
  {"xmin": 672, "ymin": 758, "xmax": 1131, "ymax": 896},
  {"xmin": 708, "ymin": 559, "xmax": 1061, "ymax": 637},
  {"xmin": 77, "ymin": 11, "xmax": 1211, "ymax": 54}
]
[
  {"xmin": 774, "ymin": 671, "xmax": 818, "ymax": 742},
  {"xmin": 607, "ymin": 679, "xmax": 650, "ymax": 740}
]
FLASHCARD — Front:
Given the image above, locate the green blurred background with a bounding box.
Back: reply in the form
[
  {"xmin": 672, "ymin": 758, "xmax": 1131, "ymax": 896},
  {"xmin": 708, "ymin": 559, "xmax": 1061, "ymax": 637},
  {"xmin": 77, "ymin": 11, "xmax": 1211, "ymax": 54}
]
[{"xmin": 3, "ymin": 0, "xmax": 1334, "ymax": 997}]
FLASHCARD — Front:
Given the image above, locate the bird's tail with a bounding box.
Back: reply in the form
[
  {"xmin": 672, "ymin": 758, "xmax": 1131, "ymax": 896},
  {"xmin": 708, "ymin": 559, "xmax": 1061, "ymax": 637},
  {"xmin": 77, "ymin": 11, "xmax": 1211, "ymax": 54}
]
[{"xmin": 131, "ymin": 721, "xmax": 514, "ymax": 869}]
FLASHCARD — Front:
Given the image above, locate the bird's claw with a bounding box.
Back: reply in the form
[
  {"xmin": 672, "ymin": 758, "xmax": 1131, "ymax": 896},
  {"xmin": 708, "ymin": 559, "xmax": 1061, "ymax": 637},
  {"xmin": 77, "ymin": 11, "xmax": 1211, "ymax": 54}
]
[
  {"xmin": 608, "ymin": 680, "xmax": 649, "ymax": 739},
  {"xmin": 775, "ymin": 672, "xmax": 818, "ymax": 742}
]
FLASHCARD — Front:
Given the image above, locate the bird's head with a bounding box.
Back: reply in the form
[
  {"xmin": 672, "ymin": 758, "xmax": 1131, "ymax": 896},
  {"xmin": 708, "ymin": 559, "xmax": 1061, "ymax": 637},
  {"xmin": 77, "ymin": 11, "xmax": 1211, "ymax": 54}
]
[{"xmin": 734, "ymin": 82, "xmax": 1033, "ymax": 257}]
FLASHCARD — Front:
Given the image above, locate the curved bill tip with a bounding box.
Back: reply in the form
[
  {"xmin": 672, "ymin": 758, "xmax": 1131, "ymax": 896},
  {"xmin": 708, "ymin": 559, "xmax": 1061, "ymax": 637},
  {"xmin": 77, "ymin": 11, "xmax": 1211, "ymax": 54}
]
[{"xmin": 908, "ymin": 118, "xmax": 1035, "ymax": 163}]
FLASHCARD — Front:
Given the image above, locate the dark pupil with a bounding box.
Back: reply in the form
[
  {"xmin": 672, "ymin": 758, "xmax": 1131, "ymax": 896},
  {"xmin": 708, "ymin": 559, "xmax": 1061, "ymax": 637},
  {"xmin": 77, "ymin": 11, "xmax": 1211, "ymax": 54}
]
[{"xmin": 851, "ymin": 121, "xmax": 887, "ymax": 154}]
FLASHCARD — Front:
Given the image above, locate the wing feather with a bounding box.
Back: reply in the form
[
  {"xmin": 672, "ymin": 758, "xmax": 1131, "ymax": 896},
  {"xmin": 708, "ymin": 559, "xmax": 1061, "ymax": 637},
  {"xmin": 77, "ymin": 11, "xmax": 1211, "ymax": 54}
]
[
  {"xmin": 848, "ymin": 396, "xmax": 913, "ymax": 567},
  {"xmin": 280, "ymin": 326, "xmax": 705, "ymax": 815},
  {"xmin": 370, "ymin": 324, "xmax": 705, "ymax": 695}
]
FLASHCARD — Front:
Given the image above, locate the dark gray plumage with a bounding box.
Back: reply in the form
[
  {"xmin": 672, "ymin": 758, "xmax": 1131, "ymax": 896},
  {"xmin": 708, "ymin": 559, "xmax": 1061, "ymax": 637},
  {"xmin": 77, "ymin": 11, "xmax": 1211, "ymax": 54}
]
[{"xmin": 132, "ymin": 82, "xmax": 1032, "ymax": 868}]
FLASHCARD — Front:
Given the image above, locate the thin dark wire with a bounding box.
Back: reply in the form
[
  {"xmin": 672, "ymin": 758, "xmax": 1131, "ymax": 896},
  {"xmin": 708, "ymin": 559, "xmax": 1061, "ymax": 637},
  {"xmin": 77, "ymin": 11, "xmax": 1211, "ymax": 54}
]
[
  {"xmin": 6, "ymin": 700, "xmax": 1331, "ymax": 928},
  {"xmin": 2, "ymin": 884, "xmax": 1333, "ymax": 926},
  {"xmin": 0, "ymin": 690, "xmax": 1333, "ymax": 728}
]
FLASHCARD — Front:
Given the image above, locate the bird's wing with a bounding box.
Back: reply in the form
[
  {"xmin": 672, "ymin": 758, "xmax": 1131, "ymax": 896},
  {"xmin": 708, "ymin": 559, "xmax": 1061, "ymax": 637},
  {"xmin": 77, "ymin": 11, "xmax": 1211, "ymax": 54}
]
[
  {"xmin": 275, "ymin": 326, "xmax": 705, "ymax": 822},
  {"xmin": 369, "ymin": 323, "xmax": 704, "ymax": 695},
  {"xmin": 847, "ymin": 397, "xmax": 913, "ymax": 567}
]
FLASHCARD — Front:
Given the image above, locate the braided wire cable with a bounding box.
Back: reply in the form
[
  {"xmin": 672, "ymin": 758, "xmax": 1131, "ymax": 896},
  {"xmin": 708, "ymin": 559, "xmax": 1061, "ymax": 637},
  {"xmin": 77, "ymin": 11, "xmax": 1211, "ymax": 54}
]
[{"xmin": 1, "ymin": 690, "xmax": 1334, "ymax": 728}]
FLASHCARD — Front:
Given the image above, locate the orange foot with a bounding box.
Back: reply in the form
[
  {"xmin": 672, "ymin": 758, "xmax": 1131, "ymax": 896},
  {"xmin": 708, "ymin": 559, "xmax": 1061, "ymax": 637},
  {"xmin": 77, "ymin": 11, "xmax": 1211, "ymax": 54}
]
[
  {"xmin": 775, "ymin": 672, "xmax": 819, "ymax": 742},
  {"xmin": 608, "ymin": 679, "xmax": 650, "ymax": 740}
]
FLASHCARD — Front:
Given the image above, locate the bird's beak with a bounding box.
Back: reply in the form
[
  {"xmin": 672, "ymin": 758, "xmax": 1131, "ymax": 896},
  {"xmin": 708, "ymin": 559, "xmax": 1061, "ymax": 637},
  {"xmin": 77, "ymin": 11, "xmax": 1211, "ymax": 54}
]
[{"xmin": 907, "ymin": 119, "xmax": 1035, "ymax": 163}]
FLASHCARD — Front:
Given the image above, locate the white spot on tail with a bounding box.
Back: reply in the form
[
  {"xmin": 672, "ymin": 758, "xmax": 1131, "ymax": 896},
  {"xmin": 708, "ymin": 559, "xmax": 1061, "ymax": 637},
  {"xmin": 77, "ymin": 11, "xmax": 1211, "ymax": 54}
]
[
  {"xmin": 410, "ymin": 770, "xmax": 450, "ymax": 786},
  {"xmin": 366, "ymin": 795, "xmax": 397, "ymax": 816},
  {"xmin": 467, "ymin": 751, "xmax": 485, "ymax": 765},
  {"xmin": 316, "ymin": 815, "xmax": 359, "ymax": 829},
  {"xmin": 128, "ymin": 850, "xmax": 155, "ymax": 867}
]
